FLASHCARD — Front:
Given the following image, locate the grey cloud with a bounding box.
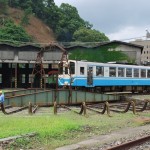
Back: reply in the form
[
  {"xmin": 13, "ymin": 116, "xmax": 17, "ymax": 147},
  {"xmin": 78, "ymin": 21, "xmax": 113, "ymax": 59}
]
[{"xmin": 66, "ymin": 0, "xmax": 150, "ymax": 34}]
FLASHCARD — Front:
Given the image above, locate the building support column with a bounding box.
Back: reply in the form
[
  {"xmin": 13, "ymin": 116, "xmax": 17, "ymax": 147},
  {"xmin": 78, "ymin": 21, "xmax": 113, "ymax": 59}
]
[{"xmin": 15, "ymin": 64, "xmax": 17, "ymax": 88}]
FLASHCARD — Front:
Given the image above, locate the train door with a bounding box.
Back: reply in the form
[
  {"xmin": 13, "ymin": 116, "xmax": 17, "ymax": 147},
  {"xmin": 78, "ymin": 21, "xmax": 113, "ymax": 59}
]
[{"xmin": 87, "ymin": 66, "xmax": 93, "ymax": 86}]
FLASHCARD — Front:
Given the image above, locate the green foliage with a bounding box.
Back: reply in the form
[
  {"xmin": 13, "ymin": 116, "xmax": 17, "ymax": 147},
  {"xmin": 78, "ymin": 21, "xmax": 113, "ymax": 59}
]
[
  {"xmin": 56, "ymin": 3, "xmax": 92, "ymax": 42},
  {"xmin": 0, "ymin": 0, "xmax": 8, "ymax": 15},
  {"xmin": 0, "ymin": 114, "xmax": 80, "ymax": 139},
  {"xmin": 21, "ymin": 7, "xmax": 32, "ymax": 26},
  {"xmin": 9, "ymin": 0, "xmax": 32, "ymax": 9},
  {"xmin": 69, "ymin": 46, "xmax": 129, "ymax": 63},
  {"xmin": 0, "ymin": 19, "xmax": 32, "ymax": 45},
  {"xmin": 7, "ymin": 0, "xmax": 109, "ymax": 42},
  {"xmin": 0, "ymin": 110, "xmax": 142, "ymax": 149},
  {"xmin": 73, "ymin": 27, "xmax": 109, "ymax": 42}
]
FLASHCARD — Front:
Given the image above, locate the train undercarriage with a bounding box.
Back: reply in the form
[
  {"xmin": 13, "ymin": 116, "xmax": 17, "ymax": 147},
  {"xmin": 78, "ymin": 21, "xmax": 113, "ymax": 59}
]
[{"xmin": 70, "ymin": 86, "xmax": 150, "ymax": 94}]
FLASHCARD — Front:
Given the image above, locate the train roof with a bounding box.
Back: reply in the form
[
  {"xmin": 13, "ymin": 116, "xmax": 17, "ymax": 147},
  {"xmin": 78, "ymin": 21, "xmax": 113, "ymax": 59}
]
[{"xmin": 68, "ymin": 60, "xmax": 150, "ymax": 69}]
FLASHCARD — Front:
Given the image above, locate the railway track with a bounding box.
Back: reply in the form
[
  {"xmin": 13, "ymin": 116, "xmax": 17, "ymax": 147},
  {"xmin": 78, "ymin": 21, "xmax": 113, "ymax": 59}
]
[
  {"xmin": 0, "ymin": 98, "xmax": 150, "ymax": 116},
  {"xmin": 106, "ymin": 135, "xmax": 150, "ymax": 150},
  {"xmin": 1, "ymin": 89, "xmax": 150, "ymax": 116}
]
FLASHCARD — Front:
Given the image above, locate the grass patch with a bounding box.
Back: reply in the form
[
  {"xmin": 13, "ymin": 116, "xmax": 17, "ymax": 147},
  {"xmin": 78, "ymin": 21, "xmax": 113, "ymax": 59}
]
[{"xmin": 0, "ymin": 109, "xmax": 149, "ymax": 149}]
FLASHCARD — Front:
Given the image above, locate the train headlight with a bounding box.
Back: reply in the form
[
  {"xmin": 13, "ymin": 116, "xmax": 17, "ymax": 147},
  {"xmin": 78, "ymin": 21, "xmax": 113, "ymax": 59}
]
[{"xmin": 64, "ymin": 81, "xmax": 68, "ymax": 85}]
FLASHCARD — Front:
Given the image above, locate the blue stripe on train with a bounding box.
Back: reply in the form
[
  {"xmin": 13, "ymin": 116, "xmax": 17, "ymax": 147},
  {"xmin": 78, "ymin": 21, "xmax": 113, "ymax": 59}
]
[{"xmin": 58, "ymin": 77, "xmax": 150, "ymax": 87}]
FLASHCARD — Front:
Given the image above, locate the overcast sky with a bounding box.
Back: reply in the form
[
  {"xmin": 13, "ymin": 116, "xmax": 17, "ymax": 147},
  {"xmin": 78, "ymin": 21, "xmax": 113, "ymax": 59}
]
[{"xmin": 54, "ymin": 0, "xmax": 150, "ymax": 41}]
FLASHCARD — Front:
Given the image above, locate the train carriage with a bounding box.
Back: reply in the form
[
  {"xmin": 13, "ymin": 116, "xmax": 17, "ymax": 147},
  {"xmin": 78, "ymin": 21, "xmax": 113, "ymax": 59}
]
[{"xmin": 58, "ymin": 60, "xmax": 150, "ymax": 92}]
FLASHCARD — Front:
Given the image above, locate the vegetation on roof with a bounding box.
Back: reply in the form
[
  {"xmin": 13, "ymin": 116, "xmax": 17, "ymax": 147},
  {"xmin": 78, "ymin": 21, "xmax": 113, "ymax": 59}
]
[{"xmin": 69, "ymin": 44, "xmax": 131, "ymax": 63}]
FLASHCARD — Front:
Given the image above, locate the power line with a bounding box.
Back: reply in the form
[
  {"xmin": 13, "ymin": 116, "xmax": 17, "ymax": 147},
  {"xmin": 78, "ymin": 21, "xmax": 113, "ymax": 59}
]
[{"xmin": 120, "ymin": 36, "xmax": 146, "ymax": 42}]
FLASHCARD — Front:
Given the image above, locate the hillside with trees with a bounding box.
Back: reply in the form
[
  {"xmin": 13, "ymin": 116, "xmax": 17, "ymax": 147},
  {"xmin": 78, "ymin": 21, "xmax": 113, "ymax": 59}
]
[{"xmin": 0, "ymin": 0, "xmax": 109, "ymax": 45}]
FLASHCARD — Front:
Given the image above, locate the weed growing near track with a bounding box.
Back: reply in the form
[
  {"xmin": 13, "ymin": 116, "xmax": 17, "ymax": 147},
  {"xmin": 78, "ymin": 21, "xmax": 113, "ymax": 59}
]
[{"xmin": 0, "ymin": 108, "xmax": 149, "ymax": 149}]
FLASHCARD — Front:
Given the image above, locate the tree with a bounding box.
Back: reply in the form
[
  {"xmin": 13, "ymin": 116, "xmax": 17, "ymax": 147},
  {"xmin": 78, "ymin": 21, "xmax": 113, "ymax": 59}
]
[
  {"xmin": 9, "ymin": 0, "xmax": 32, "ymax": 9},
  {"xmin": 7, "ymin": 0, "xmax": 109, "ymax": 43},
  {"xmin": 73, "ymin": 28, "xmax": 109, "ymax": 42},
  {"xmin": 21, "ymin": 7, "xmax": 32, "ymax": 26},
  {"xmin": 0, "ymin": 0, "xmax": 8, "ymax": 15},
  {"xmin": 56, "ymin": 3, "xmax": 92, "ymax": 42},
  {"xmin": 0, "ymin": 20, "xmax": 32, "ymax": 44}
]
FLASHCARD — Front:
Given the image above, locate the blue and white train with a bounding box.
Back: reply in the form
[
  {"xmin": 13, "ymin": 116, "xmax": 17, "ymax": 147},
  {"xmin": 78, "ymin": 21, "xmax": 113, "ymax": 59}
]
[{"xmin": 58, "ymin": 60, "xmax": 150, "ymax": 92}]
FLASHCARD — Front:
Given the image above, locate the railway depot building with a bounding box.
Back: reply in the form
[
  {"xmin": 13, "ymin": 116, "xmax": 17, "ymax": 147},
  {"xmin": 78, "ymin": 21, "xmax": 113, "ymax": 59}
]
[
  {"xmin": 64, "ymin": 40, "xmax": 143, "ymax": 65},
  {"xmin": 0, "ymin": 41, "xmax": 143, "ymax": 89},
  {"xmin": 0, "ymin": 43, "xmax": 65, "ymax": 88}
]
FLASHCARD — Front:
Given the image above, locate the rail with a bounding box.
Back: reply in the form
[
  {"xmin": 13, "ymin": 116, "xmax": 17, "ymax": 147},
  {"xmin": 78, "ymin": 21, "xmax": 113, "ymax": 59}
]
[{"xmin": 106, "ymin": 135, "xmax": 150, "ymax": 150}]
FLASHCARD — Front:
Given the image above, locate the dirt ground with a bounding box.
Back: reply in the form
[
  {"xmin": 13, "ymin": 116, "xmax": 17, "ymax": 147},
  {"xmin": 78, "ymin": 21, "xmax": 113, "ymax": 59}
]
[{"xmin": 9, "ymin": 7, "xmax": 56, "ymax": 44}]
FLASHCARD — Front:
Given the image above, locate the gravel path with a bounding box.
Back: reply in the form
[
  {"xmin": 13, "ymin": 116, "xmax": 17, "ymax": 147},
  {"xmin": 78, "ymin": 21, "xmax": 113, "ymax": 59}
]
[{"xmin": 55, "ymin": 124, "xmax": 150, "ymax": 150}]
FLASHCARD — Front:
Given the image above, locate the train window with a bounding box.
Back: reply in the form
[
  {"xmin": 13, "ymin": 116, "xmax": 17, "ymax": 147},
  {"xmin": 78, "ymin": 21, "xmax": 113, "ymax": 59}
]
[
  {"xmin": 96, "ymin": 66, "xmax": 103, "ymax": 76},
  {"xmin": 147, "ymin": 70, "xmax": 150, "ymax": 78},
  {"xmin": 65, "ymin": 67, "xmax": 68, "ymax": 74},
  {"xmin": 141, "ymin": 69, "xmax": 146, "ymax": 78},
  {"xmin": 126, "ymin": 68, "xmax": 132, "ymax": 77},
  {"xmin": 69, "ymin": 62, "xmax": 75, "ymax": 74},
  {"xmin": 118, "ymin": 68, "xmax": 124, "ymax": 77},
  {"xmin": 109, "ymin": 67, "xmax": 116, "ymax": 77},
  {"xmin": 80, "ymin": 67, "xmax": 84, "ymax": 75},
  {"xmin": 134, "ymin": 69, "xmax": 139, "ymax": 78}
]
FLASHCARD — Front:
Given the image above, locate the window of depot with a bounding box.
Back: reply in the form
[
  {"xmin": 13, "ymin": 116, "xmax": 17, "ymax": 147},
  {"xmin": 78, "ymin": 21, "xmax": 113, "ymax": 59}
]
[
  {"xmin": 12, "ymin": 63, "xmax": 17, "ymax": 68},
  {"xmin": 29, "ymin": 64, "xmax": 34, "ymax": 68},
  {"xmin": 52, "ymin": 64, "xmax": 58, "ymax": 69},
  {"xmin": 19, "ymin": 63, "xmax": 26, "ymax": 68},
  {"xmin": 43, "ymin": 64, "xmax": 48, "ymax": 69},
  {"xmin": 22, "ymin": 74, "xmax": 25, "ymax": 83},
  {"xmin": 29, "ymin": 74, "xmax": 32, "ymax": 83}
]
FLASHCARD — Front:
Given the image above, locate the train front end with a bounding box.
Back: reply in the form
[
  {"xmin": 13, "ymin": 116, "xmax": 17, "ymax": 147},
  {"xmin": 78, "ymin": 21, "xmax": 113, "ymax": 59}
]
[{"xmin": 58, "ymin": 60, "xmax": 76, "ymax": 87}]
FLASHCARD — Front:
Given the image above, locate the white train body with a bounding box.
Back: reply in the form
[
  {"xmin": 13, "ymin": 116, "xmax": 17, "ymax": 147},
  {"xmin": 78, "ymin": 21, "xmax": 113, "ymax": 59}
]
[{"xmin": 58, "ymin": 60, "xmax": 150, "ymax": 91}]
